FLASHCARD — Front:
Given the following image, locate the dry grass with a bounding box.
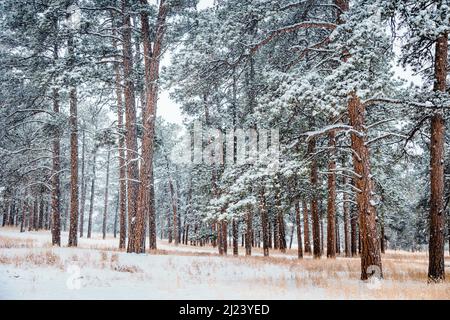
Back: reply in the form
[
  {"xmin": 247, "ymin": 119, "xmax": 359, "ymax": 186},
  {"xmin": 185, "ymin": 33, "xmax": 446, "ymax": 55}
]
[
  {"xmin": 1, "ymin": 230, "xmax": 449, "ymax": 299},
  {"xmin": 0, "ymin": 235, "xmax": 36, "ymax": 249},
  {"xmin": 0, "ymin": 250, "xmax": 64, "ymax": 270}
]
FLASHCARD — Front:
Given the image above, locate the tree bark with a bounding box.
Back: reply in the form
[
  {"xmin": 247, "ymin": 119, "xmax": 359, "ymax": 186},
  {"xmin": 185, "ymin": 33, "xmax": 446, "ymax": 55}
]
[
  {"xmin": 87, "ymin": 152, "xmax": 97, "ymax": 238},
  {"xmin": 308, "ymin": 137, "xmax": 321, "ymax": 258},
  {"xmin": 67, "ymin": 32, "xmax": 79, "ymax": 247},
  {"xmin": 428, "ymin": 31, "xmax": 447, "ymax": 283},
  {"xmin": 327, "ymin": 130, "xmax": 337, "ymax": 258},
  {"xmin": 343, "ymin": 175, "xmax": 351, "ymax": 257},
  {"xmin": 232, "ymin": 217, "xmax": 238, "ymax": 256},
  {"xmin": 244, "ymin": 208, "xmax": 252, "ymax": 255},
  {"xmin": 295, "ymin": 201, "xmax": 303, "ymax": 258},
  {"xmin": 79, "ymin": 128, "xmax": 86, "ymax": 237},
  {"xmin": 348, "ymin": 92, "xmax": 382, "ymax": 280},
  {"xmin": 260, "ymin": 188, "xmax": 269, "ymax": 256},
  {"xmin": 302, "ymin": 199, "xmax": 311, "ymax": 253},
  {"xmin": 112, "ymin": 11, "xmax": 127, "ymax": 250},
  {"xmin": 135, "ymin": 0, "xmax": 168, "ymax": 253},
  {"xmin": 102, "ymin": 149, "xmax": 111, "ymax": 240},
  {"xmin": 122, "ymin": 0, "xmax": 140, "ymax": 253}
]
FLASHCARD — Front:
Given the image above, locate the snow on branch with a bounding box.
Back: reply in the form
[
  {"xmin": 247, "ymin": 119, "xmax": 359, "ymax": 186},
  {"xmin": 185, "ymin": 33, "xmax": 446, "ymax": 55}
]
[
  {"xmin": 303, "ymin": 124, "xmax": 364, "ymax": 142},
  {"xmin": 362, "ymin": 97, "xmax": 434, "ymax": 108},
  {"xmin": 250, "ymin": 21, "xmax": 336, "ymax": 54}
]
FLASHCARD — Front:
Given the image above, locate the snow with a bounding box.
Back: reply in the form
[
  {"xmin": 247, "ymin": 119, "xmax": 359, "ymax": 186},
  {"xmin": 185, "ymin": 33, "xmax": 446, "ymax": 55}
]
[{"xmin": 1, "ymin": 228, "xmax": 449, "ymax": 300}]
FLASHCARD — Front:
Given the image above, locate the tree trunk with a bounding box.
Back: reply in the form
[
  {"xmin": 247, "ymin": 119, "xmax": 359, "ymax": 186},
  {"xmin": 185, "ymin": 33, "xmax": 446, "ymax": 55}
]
[
  {"xmin": 343, "ymin": 175, "xmax": 351, "ymax": 257},
  {"xmin": 273, "ymin": 216, "xmax": 279, "ymax": 250},
  {"xmin": 112, "ymin": 12, "xmax": 127, "ymax": 250},
  {"xmin": 336, "ymin": 214, "xmax": 341, "ymax": 255},
  {"xmin": 222, "ymin": 220, "xmax": 228, "ymax": 255},
  {"xmin": 67, "ymin": 32, "xmax": 79, "ymax": 247},
  {"xmin": 295, "ymin": 201, "xmax": 303, "ymax": 258},
  {"xmin": 42, "ymin": 41, "xmax": 61, "ymax": 220},
  {"xmin": 245, "ymin": 208, "xmax": 252, "ymax": 255},
  {"xmin": 20, "ymin": 201, "xmax": 25, "ymax": 233},
  {"xmin": 102, "ymin": 149, "xmax": 111, "ymax": 240},
  {"xmin": 275, "ymin": 187, "xmax": 286, "ymax": 253},
  {"xmin": 79, "ymin": 128, "xmax": 86, "ymax": 238},
  {"xmin": 38, "ymin": 193, "xmax": 44, "ymax": 230},
  {"xmin": 232, "ymin": 217, "xmax": 238, "ymax": 256},
  {"xmin": 327, "ymin": 130, "xmax": 337, "ymax": 258},
  {"xmin": 428, "ymin": 31, "xmax": 447, "ymax": 283},
  {"xmin": 122, "ymin": 0, "xmax": 140, "ymax": 253},
  {"xmin": 134, "ymin": 0, "xmax": 168, "ymax": 253},
  {"xmin": 302, "ymin": 199, "xmax": 311, "ymax": 254},
  {"xmin": 167, "ymin": 174, "xmax": 178, "ymax": 245},
  {"xmin": 87, "ymin": 152, "xmax": 97, "ymax": 238},
  {"xmin": 260, "ymin": 188, "xmax": 269, "ymax": 256},
  {"xmin": 348, "ymin": 92, "xmax": 382, "ymax": 280},
  {"xmin": 308, "ymin": 137, "xmax": 321, "ymax": 258},
  {"xmin": 114, "ymin": 193, "xmax": 119, "ymax": 238}
]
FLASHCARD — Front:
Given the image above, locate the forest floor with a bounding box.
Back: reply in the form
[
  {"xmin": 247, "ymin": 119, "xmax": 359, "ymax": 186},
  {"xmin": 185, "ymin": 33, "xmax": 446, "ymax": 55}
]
[{"xmin": 0, "ymin": 227, "xmax": 449, "ymax": 299}]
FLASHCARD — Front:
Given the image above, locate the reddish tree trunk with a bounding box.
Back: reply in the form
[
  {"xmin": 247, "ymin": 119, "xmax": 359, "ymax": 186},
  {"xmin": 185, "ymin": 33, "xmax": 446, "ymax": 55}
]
[
  {"xmin": 302, "ymin": 199, "xmax": 311, "ymax": 253},
  {"xmin": 67, "ymin": 32, "xmax": 79, "ymax": 247},
  {"xmin": 122, "ymin": 0, "xmax": 140, "ymax": 253},
  {"xmin": 245, "ymin": 208, "xmax": 252, "ymax": 255},
  {"xmin": 327, "ymin": 130, "xmax": 337, "ymax": 258},
  {"xmin": 343, "ymin": 175, "xmax": 351, "ymax": 257},
  {"xmin": 308, "ymin": 137, "xmax": 321, "ymax": 258},
  {"xmin": 295, "ymin": 201, "xmax": 303, "ymax": 258},
  {"xmin": 102, "ymin": 149, "xmax": 111, "ymax": 240},
  {"xmin": 348, "ymin": 92, "xmax": 382, "ymax": 280},
  {"xmin": 135, "ymin": 0, "xmax": 169, "ymax": 253},
  {"xmin": 51, "ymin": 83, "xmax": 61, "ymax": 246},
  {"xmin": 87, "ymin": 152, "xmax": 96, "ymax": 238},
  {"xmin": 260, "ymin": 188, "xmax": 269, "ymax": 256},
  {"xmin": 428, "ymin": 31, "xmax": 447, "ymax": 283}
]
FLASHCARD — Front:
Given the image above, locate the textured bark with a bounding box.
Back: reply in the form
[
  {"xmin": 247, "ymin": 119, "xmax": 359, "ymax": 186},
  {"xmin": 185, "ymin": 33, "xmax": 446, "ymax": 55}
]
[
  {"xmin": 275, "ymin": 185, "xmax": 286, "ymax": 253},
  {"xmin": 308, "ymin": 137, "xmax": 321, "ymax": 258},
  {"xmin": 348, "ymin": 92, "xmax": 382, "ymax": 280},
  {"xmin": 351, "ymin": 203, "xmax": 358, "ymax": 256},
  {"xmin": 320, "ymin": 201, "xmax": 324, "ymax": 254},
  {"xmin": 67, "ymin": 32, "xmax": 79, "ymax": 247},
  {"xmin": 245, "ymin": 208, "xmax": 253, "ymax": 256},
  {"xmin": 380, "ymin": 211, "xmax": 385, "ymax": 254},
  {"xmin": 295, "ymin": 201, "xmax": 303, "ymax": 258},
  {"xmin": 102, "ymin": 149, "xmax": 111, "ymax": 240},
  {"xmin": 232, "ymin": 218, "xmax": 239, "ymax": 256},
  {"xmin": 135, "ymin": 0, "xmax": 168, "ymax": 253},
  {"xmin": 87, "ymin": 152, "xmax": 96, "ymax": 238},
  {"xmin": 260, "ymin": 188, "xmax": 270, "ymax": 256},
  {"xmin": 327, "ymin": 130, "xmax": 337, "ymax": 258},
  {"xmin": 336, "ymin": 214, "xmax": 341, "ymax": 254},
  {"xmin": 122, "ymin": 0, "xmax": 140, "ymax": 253},
  {"xmin": 273, "ymin": 215, "xmax": 279, "ymax": 250},
  {"xmin": 222, "ymin": 220, "xmax": 228, "ymax": 255},
  {"xmin": 302, "ymin": 200, "xmax": 311, "ymax": 253},
  {"xmin": 112, "ymin": 12, "xmax": 127, "ymax": 249},
  {"xmin": 343, "ymin": 175, "xmax": 351, "ymax": 257},
  {"xmin": 114, "ymin": 193, "xmax": 119, "ymax": 238},
  {"xmin": 38, "ymin": 193, "xmax": 44, "ymax": 230},
  {"xmin": 168, "ymin": 175, "xmax": 178, "ymax": 245},
  {"xmin": 20, "ymin": 201, "xmax": 25, "ymax": 233},
  {"xmin": 428, "ymin": 31, "xmax": 447, "ymax": 283},
  {"xmin": 79, "ymin": 128, "xmax": 86, "ymax": 237},
  {"xmin": 51, "ymin": 84, "xmax": 61, "ymax": 246}
]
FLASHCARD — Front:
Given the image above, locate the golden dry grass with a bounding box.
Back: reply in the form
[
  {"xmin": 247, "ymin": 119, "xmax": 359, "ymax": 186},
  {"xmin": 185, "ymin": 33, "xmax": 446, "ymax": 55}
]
[{"xmin": 1, "ymin": 231, "xmax": 449, "ymax": 299}]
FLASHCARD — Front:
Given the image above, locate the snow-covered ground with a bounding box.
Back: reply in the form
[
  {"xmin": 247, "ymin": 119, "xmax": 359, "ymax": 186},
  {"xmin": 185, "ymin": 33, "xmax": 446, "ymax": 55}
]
[{"xmin": 0, "ymin": 228, "xmax": 449, "ymax": 299}]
